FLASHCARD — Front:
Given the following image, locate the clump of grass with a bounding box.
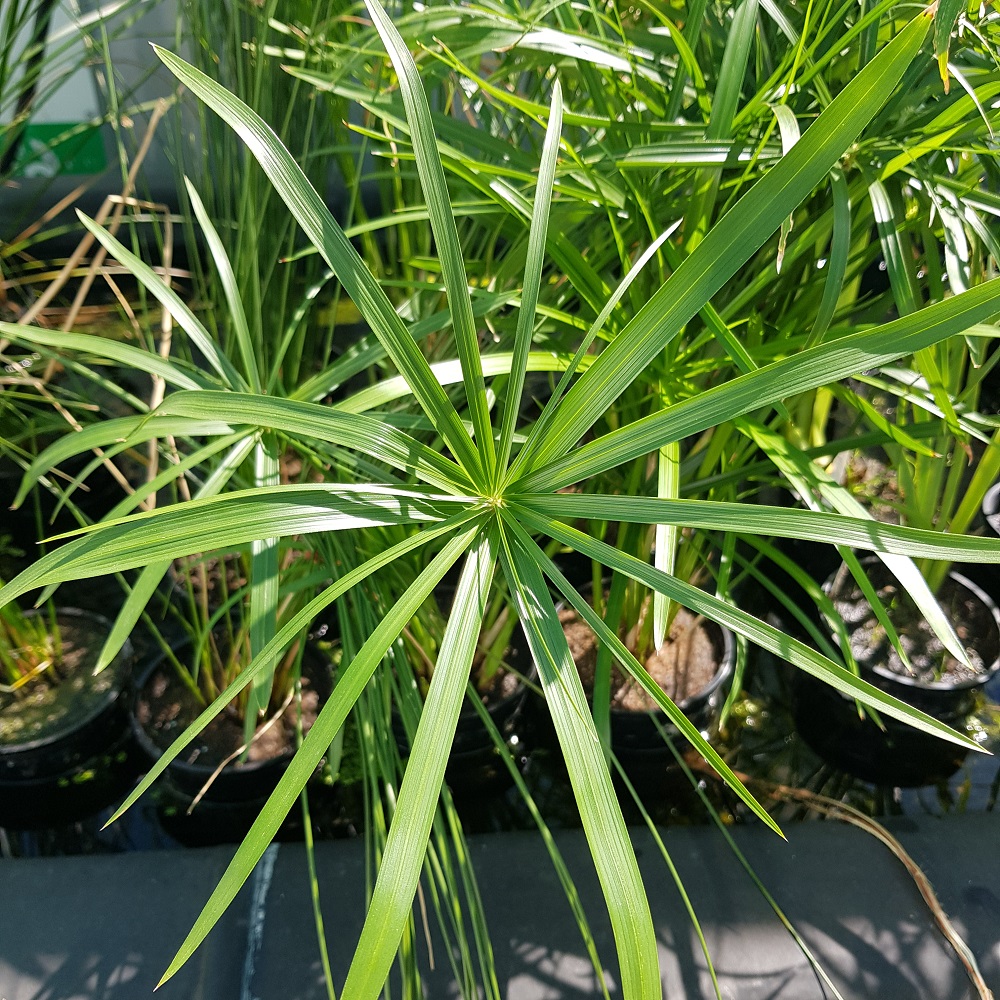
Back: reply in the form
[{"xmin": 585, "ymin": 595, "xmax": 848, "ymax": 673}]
[{"xmin": 0, "ymin": 567, "xmax": 62, "ymax": 698}]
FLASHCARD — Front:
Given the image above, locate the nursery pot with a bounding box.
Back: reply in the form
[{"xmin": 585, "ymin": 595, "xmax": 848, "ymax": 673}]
[
  {"xmin": 394, "ymin": 593, "xmax": 536, "ymax": 781},
  {"xmin": 130, "ymin": 639, "xmax": 333, "ymax": 845},
  {"xmin": 558, "ymin": 587, "xmax": 735, "ymax": 758},
  {"xmin": 947, "ymin": 482, "xmax": 1000, "ymax": 605},
  {"xmin": 454, "ymin": 617, "xmax": 535, "ymax": 762},
  {"xmin": 793, "ymin": 561, "xmax": 1000, "ymax": 786},
  {"xmin": 984, "ymin": 482, "xmax": 1000, "ymax": 539},
  {"xmin": 0, "ymin": 608, "xmax": 136, "ymax": 828}
]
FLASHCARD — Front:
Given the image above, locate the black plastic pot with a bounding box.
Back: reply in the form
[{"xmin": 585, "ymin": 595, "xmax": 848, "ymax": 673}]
[
  {"xmin": 984, "ymin": 482, "xmax": 1000, "ymax": 538},
  {"xmin": 394, "ymin": 581, "xmax": 537, "ymax": 758},
  {"xmin": 458, "ymin": 615, "xmax": 539, "ymax": 755},
  {"xmin": 609, "ymin": 621, "xmax": 734, "ymax": 757},
  {"xmin": 947, "ymin": 483, "xmax": 1000, "ymax": 605},
  {"xmin": 557, "ymin": 586, "xmax": 736, "ymax": 758},
  {"xmin": 0, "ymin": 608, "xmax": 137, "ymax": 828},
  {"xmin": 393, "ymin": 617, "xmax": 536, "ymax": 785},
  {"xmin": 793, "ymin": 564, "xmax": 1000, "ymax": 786},
  {"xmin": 130, "ymin": 640, "xmax": 334, "ymax": 845},
  {"xmin": 131, "ymin": 685, "xmax": 292, "ymax": 803}
]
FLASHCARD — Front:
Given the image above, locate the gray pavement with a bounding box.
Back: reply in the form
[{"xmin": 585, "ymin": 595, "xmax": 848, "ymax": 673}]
[{"xmin": 1, "ymin": 815, "xmax": 997, "ymax": 999}]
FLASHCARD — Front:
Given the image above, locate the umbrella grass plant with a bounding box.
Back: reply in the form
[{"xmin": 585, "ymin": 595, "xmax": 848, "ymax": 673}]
[
  {"xmin": 859, "ymin": 365, "xmax": 1000, "ymax": 596},
  {"xmin": 299, "ymin": 0, "xmax": 1000, "ymax": 678},
  {"xmin": 726, "ymin": 48, "xmax": 1000, "ymax": 662},
  {"xmin": 835, "ymin": 131, "xmax": 1000, "ymax": 596},
  {"xmin": 5, "ymin": 5, "xmax": 1000, "ymax": 998}
]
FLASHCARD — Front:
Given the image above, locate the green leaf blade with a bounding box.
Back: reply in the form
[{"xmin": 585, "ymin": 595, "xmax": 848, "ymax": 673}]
[
  {"xmin": 520, "ymin": 274, "xmax": 1000, "ymax": 492},
  {"xmin": 497, "ymin": 517, "xmax": 661, "ymax": 1000},
  {"xmin": 246, "ymin": 433, "xmax": 281, "ymax": 731},
  {"xmin": 0, "ymin": 485, "xmax": 473, "ymax": 605},
  {"xmin": 519, "ymin": 10, "xmax": 932, "ymax": 475},
  {"xmin": 152, "ymin": 44, "xmax": 486, "ymax": 487},
  {"xmin": 156, "ymin": 391, "xmax": 474, "ymax": 493},
  {"xmin": 182, "ymin": 176, "xmax": 262, "ymax": 392},
  {"xmin": 74, "ymin": 210, "xmax": 247, "ymax": 391},
  {"xmin": 518, "ymin": 509, "xmax": 984, "ymax": 753},
  {"xmin": 341, "ymin": 529, "xmax": 495, "ymax": 1000},
  {"xmin": 363, "ymin": 0, "xmax": 496, "ymax": 480},
  {"xmin": 496, "ymin": 80, "xmax": 563, "ymax": 476},
  {"xmin": 103, "ymin": 514, "xmax": 481, "ymax": 828},
  {"xmin": 156, "ymin": 524, "xmax": 481, "ymax": 989},
  {"xmin": 502, "ymin": 515, "xmax": 784, "ymax": 839},
  {"xmin": 516, "ymin": 492, "xmax": 1000, "ymax": 564}
]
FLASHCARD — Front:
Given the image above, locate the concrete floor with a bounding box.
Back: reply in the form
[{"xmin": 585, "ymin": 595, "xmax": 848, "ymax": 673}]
[{"xmin": 1, "ymin": 813, "xmax": 997, "ymax": 999}]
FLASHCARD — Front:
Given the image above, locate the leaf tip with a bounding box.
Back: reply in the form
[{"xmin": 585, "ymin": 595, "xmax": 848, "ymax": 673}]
[{"xmin": 760, "ymin": 808, "xmax": 786, "ymax": 840}]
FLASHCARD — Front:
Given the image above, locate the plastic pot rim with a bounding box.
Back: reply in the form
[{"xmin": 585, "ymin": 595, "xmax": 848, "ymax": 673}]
[{"xmin": 822, "ymin": 559, "xmax": 1000, "ymax": 696}]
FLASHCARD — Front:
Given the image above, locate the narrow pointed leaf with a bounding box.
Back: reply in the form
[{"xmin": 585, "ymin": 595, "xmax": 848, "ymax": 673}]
[
  {"xmin": 684, "ymin": 0, "xmax": 758, "ymax": 250},
  {"xmin": 515, "ymin": 492, "xmax": 1000, "ymax": 563},
  {"xmin": 497, "ymin": 521, "xmax": 661, "ymax": 1000},
  {"xmin": 156, "ymin": 525, "xmax": 481, "ymax": 988},
  {"xmin": 183, "ymin": 176, "xmax": 261, "ymax": 392},
  {"xmin": 97, "ymin": 436, "xmax": 257, "ymax": 671},
  {"xmin": 502, "ymin": 515, "xmax": 783, "ymax": 838},
  {"xmin": 341, "ymin": 530, "xmax": 495, "ymax": 1000},
  {"xmin": 515, "ymin": 508, "xmax": 984, "ymax": 752},
  {"xmin": 104, "ymin": 514, "xmax": 480, "ymax": 827},
  {"xmin": 807, "ymin": 168, "xmax": 850, "ymax": 345},
  {"xmin": 102, "ymin": 434, "xmax": 250, "ymax": 522},
  {"xmin": 364, "ymin": 0, "xmax": 495, "ymax": 478},
  {"xmin": 521, "ymin": 12, "xmax": 932, "ymax": 473},
  {"xmin": 293, "ymin": 290, "xmax": 518, "ymax": 404},
  {"xmin": 14, "ymin": 417, "xmax": 235, "ymax": 508},
  {"xmin": 0, "ymin": 485, "xmax": 473, "ymax": 606},
  {"xmin": 152, "ymin": 45, "xmax": 485, "ymax": 486},
  {"xmin": 497, "ymin": 80, "xmax": 563, "ymax": 474},
  {"xmin": 246, "ymin": 433, "xmax": 281, "ymax": 729},
  {"xmin": 653, "ymin": 440, "xmax": 680, "ymax": 649},
  {"xmin": 97, "ymin": 563, "xmax": 169, "ymax": 672},
  {"xmin": 934, "ymin": 0, "xmax": 963, "ymax": 92},
  {"xmin": 154, "ymin": 391, "xmax": 474, "ymax": 493},
  {"xmin": 336, "ymin": 351, "xmax": 595, "ymax": 415},
  {"xmin": 739, "ymin": 421, "xmax": 972, "ymax": 667},
  {"xmin": 0, "ymin": 322, "xmax": 215, "ymax": 392},
  {"xmin": 75, "ymin": 211, "xmax": 246, "ymax": 391},
  {"xmin": 519, "ymin": 274, "xmax": 1000, "ymax": 491},
  {"xmin": 512, "ymin": 225, "xmax": 678, "ymax": 478}
]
